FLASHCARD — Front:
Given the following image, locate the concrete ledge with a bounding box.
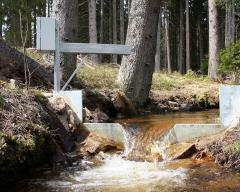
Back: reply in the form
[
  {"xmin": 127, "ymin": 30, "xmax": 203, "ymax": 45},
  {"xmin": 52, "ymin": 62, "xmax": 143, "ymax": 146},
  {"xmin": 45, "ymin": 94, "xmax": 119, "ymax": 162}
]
[
  {"xmin": 162, "ymin": 124, "xmax": 223, "ymax": 144},
  {"xmin": 220, "ymin": 86, "xmax": 240, "ymax": 128},
  {"xmin": 83, "ymin": 123, "xmax": 125, "ymax": 144},
  {"xmin": 58, "ymin": 90, "xmax": 83, "ymax": 122}
]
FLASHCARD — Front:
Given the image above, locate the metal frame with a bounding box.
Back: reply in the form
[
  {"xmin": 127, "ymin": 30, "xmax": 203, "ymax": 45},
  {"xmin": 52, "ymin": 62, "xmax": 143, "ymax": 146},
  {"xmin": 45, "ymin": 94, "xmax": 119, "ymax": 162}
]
[{"xmin": 36, "ymin": 17, "xmax": 132, "ymax": 94}]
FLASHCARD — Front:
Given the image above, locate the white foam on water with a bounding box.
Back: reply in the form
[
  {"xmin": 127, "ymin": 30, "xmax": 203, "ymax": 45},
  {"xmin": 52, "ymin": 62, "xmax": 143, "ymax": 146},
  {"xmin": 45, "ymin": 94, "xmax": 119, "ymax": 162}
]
[{"xmin": 34, "ymin": 156, "xmax": 187, "ymax": 191}]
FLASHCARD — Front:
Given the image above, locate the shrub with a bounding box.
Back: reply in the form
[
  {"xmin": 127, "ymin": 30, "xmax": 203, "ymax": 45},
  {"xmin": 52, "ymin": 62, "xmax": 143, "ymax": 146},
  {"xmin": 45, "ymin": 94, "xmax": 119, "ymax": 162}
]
[
  {"xmin": 218, "ymin": 41, "xmax": 240, "ymax": 75},
  {"xmin": 223, "ymin": 140, "xmax": 240, "ymax": 156}
]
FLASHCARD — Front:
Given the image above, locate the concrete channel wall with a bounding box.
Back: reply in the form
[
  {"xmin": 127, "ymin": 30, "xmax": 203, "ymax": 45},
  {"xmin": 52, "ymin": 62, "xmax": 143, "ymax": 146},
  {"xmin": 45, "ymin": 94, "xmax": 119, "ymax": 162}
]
[
  {"xmin": 161, "ymin": 124, "xmax": 223, "ymax": 144},
  {"xmin": 220, "ymin": 86, "xmax": 240, "ymax": 129},
  {"xmin": 83, "ymin": 123, "xmax": 224, "ymax": 145},
  {"xmin": 83, "ymin": 123, "xmax": 126, "ymax": 144},
  {"xmin": 55, "ymin": 85, "xmax": 240, "ymax": 146}
]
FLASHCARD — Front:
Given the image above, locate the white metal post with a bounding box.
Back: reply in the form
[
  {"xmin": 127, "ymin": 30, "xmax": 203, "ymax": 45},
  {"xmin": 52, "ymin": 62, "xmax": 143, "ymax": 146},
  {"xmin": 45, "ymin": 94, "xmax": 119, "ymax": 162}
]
[{"xmin": 54, "ymin": 21, "xmax": 61, "ymax": 93}]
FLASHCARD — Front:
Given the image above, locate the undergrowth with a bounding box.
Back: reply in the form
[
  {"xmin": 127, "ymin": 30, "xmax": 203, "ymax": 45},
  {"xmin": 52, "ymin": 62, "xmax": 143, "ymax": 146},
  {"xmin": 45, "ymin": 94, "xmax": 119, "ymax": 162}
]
[
  {"xmin": 77, "ymin": 65, "xmax": 212, "ymax": 91},
  {"xmin": 223, "ymin": 140, "xmax": 240, "ymax": 156}
]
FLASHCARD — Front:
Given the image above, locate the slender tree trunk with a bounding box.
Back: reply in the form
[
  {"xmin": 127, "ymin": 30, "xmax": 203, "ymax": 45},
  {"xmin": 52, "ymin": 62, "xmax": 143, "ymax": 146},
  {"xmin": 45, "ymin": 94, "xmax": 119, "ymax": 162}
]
[
  {"xmin": 225, "ymin": 0, "xmax": 235, "ymax": 47},
  {"xmin": 108, "ymin": 0, "xmax": 113, "ymax": 63},
  {"xmin": 186, "ymin": 0, "xmax": 191, "ymax": 71},
  {"xmin": 198, "ymin": 16, "xmax": 204, "ymax": 70},
  {"xmin": 155, "ymin": 12, "xmax": 161, "ymax": 72},
  {"xmin": 179, "ymin": 0, "xmax": 184, "ymax": 74},
  {"xmin": 117, "ymin": 0, "xmax": 161, "ymax": 106},
  {"xmin": 88, "ymin": 0, "xmax": 98, "ymax": 64},
  {"xmin": 112, "ymin": 0, "xmax": 118, "ymax": 63},
  {"xmin": 0, "ymin": 0, "xmax": 2, "ymax": 38},
  {"xmin": 52, "ymin": 0, "xmax": 78, "ymax": 80},
  {"xmin": 120, "ymin": 0, "xmax": 125, "ymax": 44},
  {"xmin": 100, "ymin": 0, "xmax": 104, "ymax": 62},
  {"xmin": 33, "ymin": 9, "xmax": 37, "ymax": 47},
  {"xmin": 208, "ymin": 0, "xmax": 220, "ymax": 80},
  {"xmin": 166, "ymin": 13, "xmax": 171, "ymax": 74},
  {"xmin": 128, "ymin": 0, "xmax": 132, "ymax": 13}
]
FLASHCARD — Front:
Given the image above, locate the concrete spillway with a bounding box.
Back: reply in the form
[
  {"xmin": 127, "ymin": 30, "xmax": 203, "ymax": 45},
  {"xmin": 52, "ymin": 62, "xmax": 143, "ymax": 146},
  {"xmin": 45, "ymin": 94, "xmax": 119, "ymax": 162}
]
[{"xmin": 57, "ymin": 86, "xmax": 240, "ymax": 146}]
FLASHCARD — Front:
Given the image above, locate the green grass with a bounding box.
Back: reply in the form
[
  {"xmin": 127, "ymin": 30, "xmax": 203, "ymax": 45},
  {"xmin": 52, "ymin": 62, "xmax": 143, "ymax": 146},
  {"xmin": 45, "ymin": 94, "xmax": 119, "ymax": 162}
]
[
  {"xmin": 77, "ymin": 65, "xmax": 119, "ymax": 90},
  {"xmin": 77, "ymin": 65, "xmax": 212, "ymax": 91},
  {"xmin": 152, "ymin": 70, "xmax": 210, "ymax": 90}
]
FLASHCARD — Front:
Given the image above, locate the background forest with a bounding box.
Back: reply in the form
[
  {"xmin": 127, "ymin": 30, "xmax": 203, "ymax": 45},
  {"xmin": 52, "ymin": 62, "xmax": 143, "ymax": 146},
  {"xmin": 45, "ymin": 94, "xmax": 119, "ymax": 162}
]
[{"xmin": 1, "ymin": 0, "xmax": 240, "ymax": 78}]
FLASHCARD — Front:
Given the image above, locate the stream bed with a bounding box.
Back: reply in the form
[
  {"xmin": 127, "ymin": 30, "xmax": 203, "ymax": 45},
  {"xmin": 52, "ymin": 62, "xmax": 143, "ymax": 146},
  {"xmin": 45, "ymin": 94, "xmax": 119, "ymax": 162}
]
[{"xmin": 16, "ymin": 110, "xmax": 240, "ymax": 192}]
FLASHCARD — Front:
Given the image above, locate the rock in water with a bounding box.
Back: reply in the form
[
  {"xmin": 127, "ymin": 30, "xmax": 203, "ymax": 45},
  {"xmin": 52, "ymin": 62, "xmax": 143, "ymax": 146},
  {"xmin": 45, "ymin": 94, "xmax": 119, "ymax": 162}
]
[
  {"xmin": 76, "ymin": 133, "xmax": 123, "ymax": 156},
  {"xmin": 165, "ymin": 143, "xmax": 197, "ymax": 160}
]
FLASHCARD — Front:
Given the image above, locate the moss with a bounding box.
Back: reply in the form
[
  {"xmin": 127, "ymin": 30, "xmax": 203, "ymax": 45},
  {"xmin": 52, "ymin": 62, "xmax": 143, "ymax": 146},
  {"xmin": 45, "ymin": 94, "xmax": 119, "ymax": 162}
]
[
  {"xmin": 33, "ymin": 90, "xmax": 48, "ymax": 107},
  {"xmin": 0, "ymin": 131, "xmax": 47, "ymax": 185}
]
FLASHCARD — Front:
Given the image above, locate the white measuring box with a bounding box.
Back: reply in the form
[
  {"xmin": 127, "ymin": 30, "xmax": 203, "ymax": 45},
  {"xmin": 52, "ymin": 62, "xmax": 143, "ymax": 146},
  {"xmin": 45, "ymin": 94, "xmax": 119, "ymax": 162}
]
[{"xmin": 37, "ymin": 17, "xmax": 56, "ymax": 51}]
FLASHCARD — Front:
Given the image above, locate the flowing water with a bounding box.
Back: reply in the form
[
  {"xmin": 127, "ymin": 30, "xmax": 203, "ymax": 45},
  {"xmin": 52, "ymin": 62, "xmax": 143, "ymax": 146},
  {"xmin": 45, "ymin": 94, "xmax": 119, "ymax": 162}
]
[
  {"xmin": 117, "ymin": 110, "xmax": 220, "ymax": 160},
  {"xmin": 16, "ymin": 110, "xmax": 240, "ymax": 192}
]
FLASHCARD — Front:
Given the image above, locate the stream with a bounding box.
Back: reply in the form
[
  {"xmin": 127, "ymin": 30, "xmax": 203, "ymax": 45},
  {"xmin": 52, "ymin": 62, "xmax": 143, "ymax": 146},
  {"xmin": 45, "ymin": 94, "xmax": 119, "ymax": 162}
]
[{"xmin": 16, "ymin": 110, "xmax": 240, "ymax": 192}]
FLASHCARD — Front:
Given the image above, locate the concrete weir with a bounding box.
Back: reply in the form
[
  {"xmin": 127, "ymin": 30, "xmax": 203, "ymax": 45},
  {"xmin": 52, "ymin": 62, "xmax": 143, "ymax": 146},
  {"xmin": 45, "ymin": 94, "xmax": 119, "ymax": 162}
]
[
  {"xmin": 58, "ymin": 85, "xmax": 240, "ymax": 145},
  {"xmin": 83, "ymin": 123, "xmax": 126, "ymax": 144}
]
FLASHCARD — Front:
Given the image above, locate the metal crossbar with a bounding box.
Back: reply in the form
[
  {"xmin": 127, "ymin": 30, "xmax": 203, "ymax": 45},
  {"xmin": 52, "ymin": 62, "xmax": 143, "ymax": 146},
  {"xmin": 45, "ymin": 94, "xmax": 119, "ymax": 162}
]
[{"xmin": 36, "ymin": 17, "xmax": 132, "ymax": 94}]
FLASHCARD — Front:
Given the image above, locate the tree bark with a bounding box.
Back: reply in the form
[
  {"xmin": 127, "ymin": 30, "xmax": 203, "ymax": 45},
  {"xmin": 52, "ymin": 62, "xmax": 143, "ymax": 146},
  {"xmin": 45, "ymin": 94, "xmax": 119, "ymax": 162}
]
[
  {"xmin": 179, "ymin": 0, "xmax": 184, "ymax": 74},
  {"xmin": 166, "ymin": 12, "xmax": 171, "ymax": 73},
  {"xmin": 225, "ymin": 0, "xmax": 235, "ymax": 47},
  {"xmin": 52, "ymin": 0, "xmax": 78, "ymax": 81},
  {"xmin": 112, "ymin": 0, "xmax": 118, "ymax": 63},
  {"xmin": 88, "ymin": 0, "xmax": 98, "ymax": 64},
  {"xmin": 99, "ymin": 0, "xmax": 104, "ymax": 62},
  {"xmin": 186, "ymin": 0, "xmax": 191, "ymax": 71},
  {"xmin": 117, "ymin": 0, "xmax": 161, "ymax": 106},
  {"xmin": 120, "ymin": 0, "xmax": 125, "ymax": 45},
  {"xmin": 155, "ymin": 12, "xmax": 161, "ymax": 72},
  {"xmin": 208, "ymin": 0, "xmax": 220, "ymax": 80}
]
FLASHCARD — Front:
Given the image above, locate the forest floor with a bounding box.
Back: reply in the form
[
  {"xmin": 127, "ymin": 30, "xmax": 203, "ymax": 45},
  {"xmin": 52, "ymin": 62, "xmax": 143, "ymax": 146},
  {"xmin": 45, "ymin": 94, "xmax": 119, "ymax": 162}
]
[
  {"xmin": 0, "ymin": 81, "xmax": 50, "ymax": 186},
  {"xmin": 196, "ymin": 125, "xmax": 240, "ymax": 169},
  {"xmin": 77, "ymin": 64, "xmax": 220, "ymax": 115}
]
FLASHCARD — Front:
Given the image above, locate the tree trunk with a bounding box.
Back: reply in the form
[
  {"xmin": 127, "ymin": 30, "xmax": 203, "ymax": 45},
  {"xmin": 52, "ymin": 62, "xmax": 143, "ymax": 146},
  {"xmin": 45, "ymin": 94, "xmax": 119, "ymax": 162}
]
[
  {"xmin": 155, "ymin": 12, "xmax": 161, "ymax": 72},
  {"xmin": 186, "ymin": 0, "xmax": 191, "ymax": 72},
  {"xmin": 117, "ymin": 0, "xmax": 161, "ymax": 107},
  {"xmin": 128, "ymin": 0, "xmax": 132, "ymax": 14},
  {"xmin": 197, "ymin": 16, "xmax": 204, "ymax": 70},
  {"xmin": 225, "ymin": 0, "xmax": 235, "ymax": 47},
  {"xmin": 99, "ymin": 0, "xmax": 104, "ymax": 62},
  {"xmin": 108, "ymin": 0, "xmax": 113, "ymax": 63},
  {"xmin": 112, "ymin": 0, "xmax": 118, "ymax": 64},
  {"xmin": 88, "ymin": 0, "xmax": 98, "ymax": 64},
  {"xmin": 208, "ymin": 0, "xmax": 220, "ymax": 80},
  {"xmin": 120, "ymin": 0, "xmax": 125, "ymax": 45},
  {"xmin": 166, "ymin": 13, "xmax": 171, "ymax": 74},
  {"xmin": 0, "ymin": 0, "xmax": 2, "ymax": 38},
  {"xmin": 52, "ymin": 0, "xmax": 78, "ymax": 81},
  {"xmin": 179, "ymin": 0, "xmax": 184, "ymax": 74}
]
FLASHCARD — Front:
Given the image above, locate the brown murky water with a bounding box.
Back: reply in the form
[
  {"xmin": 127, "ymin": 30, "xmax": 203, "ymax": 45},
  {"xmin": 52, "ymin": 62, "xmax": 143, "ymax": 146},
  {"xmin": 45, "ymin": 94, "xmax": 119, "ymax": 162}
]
[
  {"xmin": 16, "ymin": 110, "xmax": 240, "ymax": 192},
  {"xmin": 116, "ymin": 110, "xmax": 220, "ymax": 159}
]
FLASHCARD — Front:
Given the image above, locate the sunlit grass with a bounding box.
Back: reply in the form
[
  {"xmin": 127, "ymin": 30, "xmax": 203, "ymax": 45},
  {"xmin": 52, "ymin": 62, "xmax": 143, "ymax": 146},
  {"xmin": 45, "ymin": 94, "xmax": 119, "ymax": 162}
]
[
  {"xmin": 77, "ymin": 65, "xmax": 212, "ymax": 91},
  {"xmin": 77, "ymin": 64, "xmax": 119, "ymax": 90},
  {"xmin": 223, "ymin": 140, "xmax": 240, "ymax": 156}
]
